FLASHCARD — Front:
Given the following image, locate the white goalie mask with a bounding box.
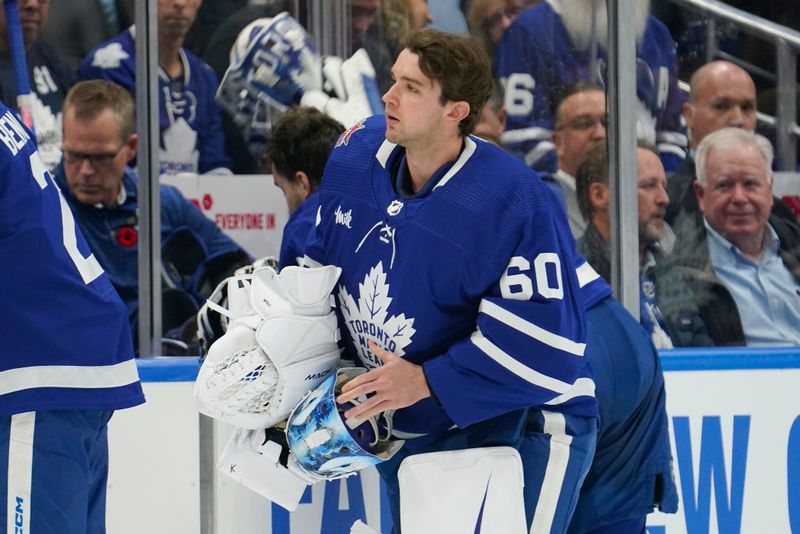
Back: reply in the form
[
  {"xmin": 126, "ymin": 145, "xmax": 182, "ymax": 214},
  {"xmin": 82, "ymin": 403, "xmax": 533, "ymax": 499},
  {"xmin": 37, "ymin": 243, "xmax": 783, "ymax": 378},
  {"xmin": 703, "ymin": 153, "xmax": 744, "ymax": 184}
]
[
  {"xmin": 194, "ymin": 264, "xmax": 342, "ymax": 429},
  {"xmin": 286, "ymin": 368, "xmax": 404, "ymax": 480}
]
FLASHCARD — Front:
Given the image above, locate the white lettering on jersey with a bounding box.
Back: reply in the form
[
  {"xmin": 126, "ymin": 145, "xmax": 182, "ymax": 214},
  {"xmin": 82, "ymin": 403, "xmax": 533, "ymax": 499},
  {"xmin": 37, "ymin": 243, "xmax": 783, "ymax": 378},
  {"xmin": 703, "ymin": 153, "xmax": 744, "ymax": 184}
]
[
  {"xmin": 0, "ymin": 111, "xmax": 31, "ymax": 156},
  {"xmin": 338, "ymin": 261, "xmax": 416, "ymax": 368},
  {"xmin": 500, "ymin": 253, "xmax": 564, "ymax": 301},
  {"xmin": 334, "ymin": 205, "xmax": 353, "ymax": 228}
]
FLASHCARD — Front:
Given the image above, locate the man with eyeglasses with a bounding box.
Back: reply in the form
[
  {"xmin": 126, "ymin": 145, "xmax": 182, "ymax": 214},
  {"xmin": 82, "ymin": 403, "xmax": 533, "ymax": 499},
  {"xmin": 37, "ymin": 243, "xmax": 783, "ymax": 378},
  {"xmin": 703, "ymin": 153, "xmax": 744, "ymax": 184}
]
[
  {"xmin": 548, "ymin": 82, "xmax": 607, "ymax": 238},
  {"xmin": 665, "ymin": 60, "xmax": 798, "ymax": 229},
  {"xmin": 0, "ymin": 0, "xmax": 73, "ymax": 171},
  {"xmin": 54, "ymin": 80, "xmax": 244, "ymax": 343},
  {"xmin": 494, "ymin": 0, "xmax": 687, "ymax": 176}
]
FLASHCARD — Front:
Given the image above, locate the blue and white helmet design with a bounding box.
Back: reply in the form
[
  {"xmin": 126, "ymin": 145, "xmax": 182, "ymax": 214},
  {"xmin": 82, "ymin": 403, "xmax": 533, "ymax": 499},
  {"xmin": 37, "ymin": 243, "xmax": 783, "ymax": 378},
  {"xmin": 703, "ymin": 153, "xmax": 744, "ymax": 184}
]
[
  {"xmin": 286, "ymin": 368, "xmax": 403, "ymax": 480},
  {"xmin": 216, "ymin": 12, "xmax": 323, "ymax": 156}
]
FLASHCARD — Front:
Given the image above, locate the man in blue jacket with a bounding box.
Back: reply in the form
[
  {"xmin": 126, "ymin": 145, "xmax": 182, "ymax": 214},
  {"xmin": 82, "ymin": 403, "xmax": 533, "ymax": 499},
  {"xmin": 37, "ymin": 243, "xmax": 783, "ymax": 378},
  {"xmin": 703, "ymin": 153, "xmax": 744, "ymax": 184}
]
[{"xmin": 55, "ymin": 80, "xmax": 244, "ymax": 338}]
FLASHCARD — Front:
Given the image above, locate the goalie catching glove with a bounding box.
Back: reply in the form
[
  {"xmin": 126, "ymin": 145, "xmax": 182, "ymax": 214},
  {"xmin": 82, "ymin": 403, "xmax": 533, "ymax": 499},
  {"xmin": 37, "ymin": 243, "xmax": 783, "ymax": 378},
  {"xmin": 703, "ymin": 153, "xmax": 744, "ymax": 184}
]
[{"xmin": 194, "ymin": 264, "xmax": 342, "ymax": 429}]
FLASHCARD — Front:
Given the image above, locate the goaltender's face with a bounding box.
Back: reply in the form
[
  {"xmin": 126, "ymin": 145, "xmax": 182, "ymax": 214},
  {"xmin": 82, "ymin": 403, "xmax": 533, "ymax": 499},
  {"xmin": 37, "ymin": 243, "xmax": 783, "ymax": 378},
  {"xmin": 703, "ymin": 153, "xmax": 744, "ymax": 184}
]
[{"xmin": 382, "ymin": 49, "xmax": 451, "ymax": 150}]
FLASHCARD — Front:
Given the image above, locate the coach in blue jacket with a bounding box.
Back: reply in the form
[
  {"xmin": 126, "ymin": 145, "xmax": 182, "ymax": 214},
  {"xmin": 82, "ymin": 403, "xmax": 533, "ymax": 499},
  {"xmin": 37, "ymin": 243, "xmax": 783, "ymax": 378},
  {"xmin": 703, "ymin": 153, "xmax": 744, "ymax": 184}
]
[{"xmin": 55, "ymin": 80, "xmax": 243, "ymax": 334}]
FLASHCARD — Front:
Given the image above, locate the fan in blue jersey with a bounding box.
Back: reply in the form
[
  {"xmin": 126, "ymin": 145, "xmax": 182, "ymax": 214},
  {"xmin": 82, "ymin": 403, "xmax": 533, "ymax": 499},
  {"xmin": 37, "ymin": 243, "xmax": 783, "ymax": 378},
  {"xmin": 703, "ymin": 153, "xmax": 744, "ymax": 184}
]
[
  {"xmin": 77, "ymin": 0, "xmax": 232, "ymax": 175},
  {"xmin": 54, "ymin": 80, "xmax": 246, "ymax": 346},
  {"xmin": 304, "ymin": 29, "xmax": 597, "ymax": 531},
  {"xmin": 0, "ymin": 98, "xmax": 144, "ymax": 533},
  {"xmin": 494, "ymin": 0, "xmax": 687, "ymax": 175},
  {"xmin": 259, "ymin": 106, "xmax": 344, "ymax": 269},
  {"xmin": 564, "ymin": 258, "xmax": 678, "ymax": 533},
  {"xmin": 0, "ymin": 0, "xmax": 74, "ymax": 171}
]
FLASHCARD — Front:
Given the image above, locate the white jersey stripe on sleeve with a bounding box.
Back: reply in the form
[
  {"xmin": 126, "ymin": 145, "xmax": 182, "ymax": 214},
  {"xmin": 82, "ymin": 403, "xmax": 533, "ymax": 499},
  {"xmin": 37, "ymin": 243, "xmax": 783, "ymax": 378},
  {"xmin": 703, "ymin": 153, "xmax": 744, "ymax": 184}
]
[
  {"xmin": 471, "ymin": 330, "xmax": 571, "ymax": 393},
  {"xmin": 480, "ymin": 300, "xmax": 586, "ymax": 356},
  {"xmin": 544, "ymin": 377, "xmax": 596, "ymax": 405},
  {"xmin": 0, "ymin": 359, "xmax": 140, "ymax": 396},
  {"xmin": 575, "ymin": 261, "xmax": 600, "ymax": 288}
]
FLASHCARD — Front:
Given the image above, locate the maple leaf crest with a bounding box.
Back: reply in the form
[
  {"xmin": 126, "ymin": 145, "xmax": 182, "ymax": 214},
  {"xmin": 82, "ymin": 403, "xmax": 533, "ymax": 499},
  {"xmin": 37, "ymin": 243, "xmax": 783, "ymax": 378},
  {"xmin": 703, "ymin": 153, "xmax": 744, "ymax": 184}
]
[{"xmin": 338, "ymin": 262, "xmax": 416, "ymax": 369}]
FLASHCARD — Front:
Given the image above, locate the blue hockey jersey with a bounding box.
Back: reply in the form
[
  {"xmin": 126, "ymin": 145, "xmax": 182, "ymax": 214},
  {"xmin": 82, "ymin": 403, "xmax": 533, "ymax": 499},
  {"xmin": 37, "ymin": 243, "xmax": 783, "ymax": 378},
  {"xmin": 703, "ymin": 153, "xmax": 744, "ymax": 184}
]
[
  {"xmin": 0, "ymin": 102, "xmax": 144, "ymax": 417},
  {"xmin": 78, "ymin": 27, "xmax": 232, "ymax": 175},
  {"xmin": 304, "ymin": 115, "xmax": 596, "ymax": 438},
  {"xmin": 279, "ymin": 191, "xmax": 320, "ymax": 269},
  {"xmin": 0, "ymin": 40, "xmax": 73, "ymax": 171},
  {"xmin": 494, "ymin": 0, "xmax": 687, "ymax": 173}
]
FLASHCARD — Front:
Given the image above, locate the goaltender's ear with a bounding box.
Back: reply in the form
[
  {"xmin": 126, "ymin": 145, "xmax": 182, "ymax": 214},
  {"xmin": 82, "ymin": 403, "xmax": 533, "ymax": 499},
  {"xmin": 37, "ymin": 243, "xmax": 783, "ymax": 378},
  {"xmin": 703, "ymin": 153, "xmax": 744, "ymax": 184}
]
[{"xmin": 446, "ymin": 100, "xmax": 470, "ymax": 124}]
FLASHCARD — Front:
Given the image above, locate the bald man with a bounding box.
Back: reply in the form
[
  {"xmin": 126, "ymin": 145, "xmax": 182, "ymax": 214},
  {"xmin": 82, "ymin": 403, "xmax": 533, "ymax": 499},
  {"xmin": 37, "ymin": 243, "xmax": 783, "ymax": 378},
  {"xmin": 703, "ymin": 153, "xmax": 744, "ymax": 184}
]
[{"xmin": 665, "ymin": 60, "xmax": 796, "ymax": 226}]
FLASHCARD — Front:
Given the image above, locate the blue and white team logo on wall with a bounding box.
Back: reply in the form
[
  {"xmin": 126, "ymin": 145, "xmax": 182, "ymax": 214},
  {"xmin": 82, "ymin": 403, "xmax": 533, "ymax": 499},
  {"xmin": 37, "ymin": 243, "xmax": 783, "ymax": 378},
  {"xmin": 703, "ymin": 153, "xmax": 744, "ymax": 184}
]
[{"xmin": 338, "ymin": 262, "xmax": 416, "ymax": 369}]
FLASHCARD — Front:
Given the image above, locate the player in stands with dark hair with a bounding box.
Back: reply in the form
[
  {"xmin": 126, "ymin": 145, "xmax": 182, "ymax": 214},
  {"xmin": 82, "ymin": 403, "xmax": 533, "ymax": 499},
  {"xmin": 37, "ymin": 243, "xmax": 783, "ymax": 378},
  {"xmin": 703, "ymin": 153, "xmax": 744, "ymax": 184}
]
[
  {"xmin": 260, "ymin": 106, "xmax": 344, "ymax": 269},
  {"xmin": 0, "ymin": 96, "xmax": 144, "ymax": 533},
  {"xmin": 304, "ymin": 28, "xmax": 597, "ymax": 531}
]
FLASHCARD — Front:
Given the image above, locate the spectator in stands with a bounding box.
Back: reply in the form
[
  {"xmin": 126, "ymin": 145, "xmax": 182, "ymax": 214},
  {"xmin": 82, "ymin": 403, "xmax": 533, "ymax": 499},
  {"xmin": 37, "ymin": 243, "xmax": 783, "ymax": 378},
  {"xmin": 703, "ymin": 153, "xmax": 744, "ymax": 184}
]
[
  {"xmin": 672, "ymin": 128, "xmax": 800, "ymax": 346},
  {"xmin": 550, "ymin": 81, "xmax": 607, "ymax": 238},
  {"xmin": 576, "ymin": 140, "xmax": 713, "ymax": 348},
  {"xmin": 54, "ymin": 80, "xmax": 244, "ymax": 340},
  {"xmin": 494, "ymin": 0, "xmax": 687, "ymax": 175},
  {"xmin": 474, "ymin": 77, "xmax": 507, "ymax": 147},
  {"xmin": 364, "ymin": 0, "xmax": 433, "ymax": 93},
  {"xmin": 40, "ymin": 0, "xmax": 134, "ymax": 70},
  {"xmin": 260, "ymin": 106, "xmax": 344, "ymax": 269},
  {"xmin": 351, "ymin": 0, "xmax": 382, "ymax": 50},
  {"xmin": 466, "ymin": 0, "xmax": 512, "ymax": 61},
  {"xmin": 665, "ymin": 60, "xmax": 797, "ymax": 227},
  {"xmin": 0, "ymin": 0, "xmax": 73, "ymax": 170},
  {"xmin": 78, "ymin": 0, "xmax": 233, "ymax": 175}
]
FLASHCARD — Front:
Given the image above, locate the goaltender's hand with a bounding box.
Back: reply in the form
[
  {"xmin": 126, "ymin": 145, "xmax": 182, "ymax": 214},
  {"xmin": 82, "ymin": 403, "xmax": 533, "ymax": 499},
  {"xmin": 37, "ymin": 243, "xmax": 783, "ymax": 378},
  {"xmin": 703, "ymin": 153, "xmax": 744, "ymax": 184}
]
[{"xmin": 336, "ymin": 340, "xmax": 431, "ymax": 422}]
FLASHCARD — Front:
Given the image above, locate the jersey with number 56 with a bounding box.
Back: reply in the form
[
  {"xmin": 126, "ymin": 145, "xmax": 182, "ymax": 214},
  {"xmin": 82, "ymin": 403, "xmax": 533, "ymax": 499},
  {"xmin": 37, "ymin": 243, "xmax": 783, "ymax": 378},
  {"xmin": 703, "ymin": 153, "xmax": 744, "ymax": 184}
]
[
  {"xmin": 494, "ymin": 0, "xmax": 687, "ymax": 174},
  {"xmin": 303, "ymin": 115, "xmax": 596, "ymax": 439},
  {"xmin": 0, "ymin": 100, "xmax": 144, "ymax": 417}
]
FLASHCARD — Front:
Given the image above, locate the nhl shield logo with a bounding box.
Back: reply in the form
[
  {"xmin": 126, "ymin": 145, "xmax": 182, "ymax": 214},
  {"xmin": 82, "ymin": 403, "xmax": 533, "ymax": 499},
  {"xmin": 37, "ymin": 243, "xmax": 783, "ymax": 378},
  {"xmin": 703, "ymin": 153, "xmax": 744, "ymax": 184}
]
[
  {"xmin": 338, "ymin": 262, "xmax": 416, "ymax": 368},
  {"xmin": 386, "ymin": 199, "xmax": 404, "ymax": 216}
]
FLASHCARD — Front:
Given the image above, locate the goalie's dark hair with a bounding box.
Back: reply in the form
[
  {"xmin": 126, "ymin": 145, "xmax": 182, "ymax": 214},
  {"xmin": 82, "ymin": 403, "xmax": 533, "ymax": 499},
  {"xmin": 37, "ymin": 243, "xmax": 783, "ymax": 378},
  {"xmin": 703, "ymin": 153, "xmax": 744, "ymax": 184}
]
[
  {"xmin": 260, "ymin": 106, "xmax": 345, "ymax": 189},
  {"xmin": 404, "ymin": 28, "xmax": 493, "ymax": 137}
]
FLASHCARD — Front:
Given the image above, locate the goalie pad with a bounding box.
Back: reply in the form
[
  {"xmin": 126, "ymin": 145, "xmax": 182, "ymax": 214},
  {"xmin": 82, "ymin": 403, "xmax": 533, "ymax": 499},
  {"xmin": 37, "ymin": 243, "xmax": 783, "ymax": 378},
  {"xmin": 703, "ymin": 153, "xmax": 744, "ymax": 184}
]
[
  {"xmin": 194, "ymin": 264, "xmax": 342, "ymax": 428},
  {"xmin": 398, "ymin": 447, "xmax": 527, "ymax": 534},
  {"xmin": 300, "ymin": 48, "xmax": 383, "ymax": 128},
  {"xmin": 286, "ymin": 367, "xmax": 403, "ymax": 481}
]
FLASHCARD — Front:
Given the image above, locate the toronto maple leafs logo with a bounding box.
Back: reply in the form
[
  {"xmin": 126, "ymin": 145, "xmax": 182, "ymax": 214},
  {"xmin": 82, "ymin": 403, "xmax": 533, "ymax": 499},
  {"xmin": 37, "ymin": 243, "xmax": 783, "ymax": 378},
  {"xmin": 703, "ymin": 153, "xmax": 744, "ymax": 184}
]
[
  {"xmin": 338, "ymin": 262, "xmax": 415, "ymax": 368},
  {"xmin": 91, "ymin": 42, "xmax": 129, "ymax": 69}
]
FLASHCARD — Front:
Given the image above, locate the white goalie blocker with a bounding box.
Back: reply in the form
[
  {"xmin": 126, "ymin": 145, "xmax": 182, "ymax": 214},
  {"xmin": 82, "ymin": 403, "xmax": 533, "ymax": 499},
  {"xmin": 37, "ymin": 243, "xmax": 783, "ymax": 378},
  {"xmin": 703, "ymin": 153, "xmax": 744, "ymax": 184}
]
[
  {"xmin": 194, "ymin": 264, "xmax": 342, "ymax": 429},
  {"xmin": 399, "ymin": 447, "xmax": 527, "ymax": 534}
]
